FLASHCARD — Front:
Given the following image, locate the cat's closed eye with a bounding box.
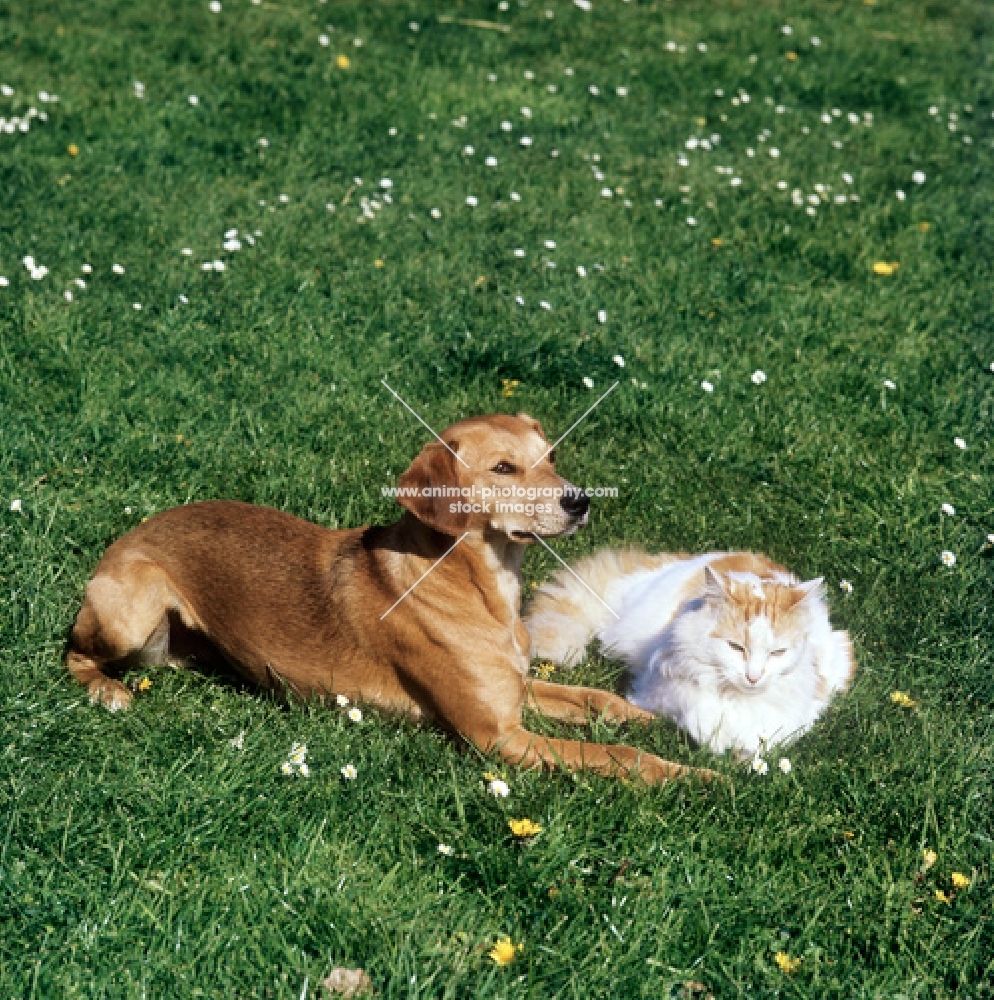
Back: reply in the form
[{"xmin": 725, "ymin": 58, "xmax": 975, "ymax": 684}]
[
  {"xmin": 770, "ymin": 648, "xmax": 788, "ymax": 657},
  {"xmin": 726, "ymin": 640, "xmax": 746, "ymax": 655}
]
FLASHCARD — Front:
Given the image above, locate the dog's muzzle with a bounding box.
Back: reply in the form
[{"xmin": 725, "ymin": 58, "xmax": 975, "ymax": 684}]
[{"xmin": 560, "ymin": 487, "xmax": 590, "ymax": 520}]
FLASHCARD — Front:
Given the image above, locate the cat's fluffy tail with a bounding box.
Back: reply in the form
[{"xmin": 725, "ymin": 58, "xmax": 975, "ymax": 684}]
[{"xmin": 524, "ymin": 548, "xmax": 676, "ymax": 667}]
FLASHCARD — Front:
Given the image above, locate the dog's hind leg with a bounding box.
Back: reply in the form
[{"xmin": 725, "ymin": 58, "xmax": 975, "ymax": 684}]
[{"xmin": 67, "ymin": 559, "xmax": 189, "ymax": 711}]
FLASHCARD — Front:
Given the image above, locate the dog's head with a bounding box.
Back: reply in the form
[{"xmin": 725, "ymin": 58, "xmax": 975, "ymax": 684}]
[{"xmin": 396, "ymin": 413, "xmax": 589, "ymax": 541}]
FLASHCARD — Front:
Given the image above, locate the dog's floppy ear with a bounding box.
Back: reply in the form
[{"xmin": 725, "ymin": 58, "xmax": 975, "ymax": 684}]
[
  {"xmin": 516, "ymin": 412, "xmax": 546, "ymax": 438},
  {"xmin": 396, "ymin": 441, "xmax": 470, "ymax": 535}
]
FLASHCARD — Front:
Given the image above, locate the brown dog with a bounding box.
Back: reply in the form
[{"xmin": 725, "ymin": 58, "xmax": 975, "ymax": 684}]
[{"xmin": 67, "ymin": 413, "xmax": 714, "ymax": 785}]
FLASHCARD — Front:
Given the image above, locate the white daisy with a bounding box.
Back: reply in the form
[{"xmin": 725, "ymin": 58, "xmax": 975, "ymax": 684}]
[
  {"xmin": 751, "ymin": 369, "xmax": 767, "ymax": 385},
  {"xmin": 941, "ymin": 503, "xmax": 955, "ymax": 517},
  {"xmin": 612, "ymin": 354, "xmax": 625, "ymax": 367},
  {"xmin": 701, "ymin": 380, "xmax": 714, "ymax": 393},
  {"xmin": 839, "ymin": 580, "xmax": 853, "ymax": 594},
  {"xmin": 953, "ymin": 437, "xmax": 967, "ymax": 450},
  {"xmin": 348, "ymin": 707, "xmax": 363, "ymax": 723},
  {"xmin": 487, "ymin": 778, "xmax": 510, "ymax": 797},
  {"xmin": 778, "ymin": 758, "xmax": 792, "ymax": 774},
  {"xmin": 582, "ymin": 376, "xmax": 594, "ymax": 389},
  {"xmin": 10, "ymin": 498, "xmax": 22, "ymax": 513},
  {"xmin": 437, "ymin": 844, "xmax": 455, "ymax": 856},
  {"xmin": 336, "ymin": 694, "xmax": 350, "ymax": 707},
  {"xmin": 940, "ymin": 550, "xmax": 956, "ymax": 567},
  {"xmin": 597, "ymin": 309, "xmax": 607, "ymax": 323},
  {"xmin": 465, "ymin": 195, "xmax": 478, "ymax": 207},
  {"xmin": 752, "ymin": 757, "xmax": 769, "ymax": 775},
  {"xmin": 341, "ymin": 764, "xmax": 358, "ymax": 780}
]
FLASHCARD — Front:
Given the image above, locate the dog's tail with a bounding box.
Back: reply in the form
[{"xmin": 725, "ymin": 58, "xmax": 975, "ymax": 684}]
[{"xmin": 524, "ymin": 548, "xmax": 677, "ymax": 667}]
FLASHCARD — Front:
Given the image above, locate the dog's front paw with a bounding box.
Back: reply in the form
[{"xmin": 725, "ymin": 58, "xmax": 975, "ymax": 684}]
[{"xmin": 88, "ymin": 678, "xmax": 133, "ymax": 712}]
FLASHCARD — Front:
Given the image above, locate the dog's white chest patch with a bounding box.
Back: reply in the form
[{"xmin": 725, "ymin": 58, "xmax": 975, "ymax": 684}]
[{"xmin": 485, "ymin": 545, "xmax": 526, "ymax": 664}]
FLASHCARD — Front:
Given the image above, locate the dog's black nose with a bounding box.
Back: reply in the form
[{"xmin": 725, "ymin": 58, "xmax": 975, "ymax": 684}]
[{"xmin": 560, "ymin": 488, "xmax": 590, "ymax": 518}]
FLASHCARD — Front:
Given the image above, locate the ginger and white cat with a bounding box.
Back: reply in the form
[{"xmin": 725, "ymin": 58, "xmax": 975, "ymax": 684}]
[{"xmin": 524, "ymin": 549, "xmax": 855, "ymax": 755}]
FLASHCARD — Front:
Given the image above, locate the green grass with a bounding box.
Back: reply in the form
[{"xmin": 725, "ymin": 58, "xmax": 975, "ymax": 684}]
[{"xmin": 1, "ymin": 0, "xmax": 992, "ymax": 995}]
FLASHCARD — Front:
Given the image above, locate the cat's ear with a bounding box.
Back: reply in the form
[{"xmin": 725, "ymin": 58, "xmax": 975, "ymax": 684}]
[
  {"xmin": 789, "ymin": 577, "xmax": 825, "ymax": 606},
  {"xmin": 703, "ymin": 565, "xmax": 730, "ymax": 602}
]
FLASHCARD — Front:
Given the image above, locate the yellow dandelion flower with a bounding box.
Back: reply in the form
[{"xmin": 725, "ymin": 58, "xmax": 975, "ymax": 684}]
[
  {"xmin": 533, "ymin": 661, "xmax": 555, "ymax": 680},
  {"xmin": 489, "ymin": 937, "xmax": 521, "ymax": 965},
  {"xmin": 890, "ymin": 690, "xmax": 917, "ymax": 709},
  {"xmin": 785, "ymin": 51, "xmax": 798, "ymax": 61},
  {"xmin": 934, "ymin": 889, "xmax": 951, "ymax": 904},
  {"xmin": 917, "ymin": 221, "xmax": 931, "ymax": 232},
  {"xmin": 374, "ymin": 259, "xmax": 384, "ymax": 268},
  {"xmin": 68, "ymin": 143, "xmax": 79, "ymax": 157},
  {"xmin": 951, "ymin": 872, "xmax": 970, "ymax": 890},
  {"xmin": 872, "ymin": 261, "xmax": 899, "ymax": 276},
  {"xmin": 774, "ymin": 951, "xmax": 801, "ymax": 974},
  {"xmin": 711, "ymin": 237, "xmax": 724, "ymax": 247},
  {"xmin": 336, "ymin": 54, "xmax": 351, "ymax": 70},
  {"xmin": 508, "ymin": 817, "xmax": 542, "ymax": 838},
  {"xmin": 922, "ymin": 848, "xmax": 938, "ymax": 869},
  {"xmin": 137, "ymin": 677, "xmax": 153, "ymax": 693},
  {"xmin": 501, "ymin": 378, "xmax": 520, "ymax": 398}
]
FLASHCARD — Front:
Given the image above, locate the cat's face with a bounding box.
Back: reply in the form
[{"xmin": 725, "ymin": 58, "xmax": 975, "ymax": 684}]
[{"xmin": 704, "ymin": 566, "xmax": 823, "ymax": 692}]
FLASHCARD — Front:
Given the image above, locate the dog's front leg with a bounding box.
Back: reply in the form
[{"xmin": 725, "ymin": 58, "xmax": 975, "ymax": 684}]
[
  {"xmin": 526, "ymin": 679, "xmax": 655, "ymax": 724},
  {"xmin": 492, "ymin": 726, "xmax": 715, "ymax": 785}
]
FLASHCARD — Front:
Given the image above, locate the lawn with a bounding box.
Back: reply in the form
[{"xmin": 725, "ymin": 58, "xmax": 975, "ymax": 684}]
[{"xmin": 1, "ymin": 0, "xmax": 992, "ymax": 995}]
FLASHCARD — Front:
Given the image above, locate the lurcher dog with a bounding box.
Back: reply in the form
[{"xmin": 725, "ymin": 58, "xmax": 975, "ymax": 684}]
[{"xmin": 66, "ymin": 413, "xmax": 715, "ymax": 785}]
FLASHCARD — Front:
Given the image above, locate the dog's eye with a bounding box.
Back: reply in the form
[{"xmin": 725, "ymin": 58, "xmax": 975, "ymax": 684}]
[
  {"xmin": 548, "ymin": 449, "xmax": 556, "ymax": 464},
  {"xmin": 726, "ymin": 640, "xmax": 746, "ymax": 655},
  {"xmin": 492, "ymin": 461, "xmax": 517, "ymax": 474}
]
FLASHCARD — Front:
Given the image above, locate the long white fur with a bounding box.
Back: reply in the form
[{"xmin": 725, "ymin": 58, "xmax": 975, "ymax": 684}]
[{"xmin": 525, "ymin": 548, "xmax": 854, "ymax": 755}]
